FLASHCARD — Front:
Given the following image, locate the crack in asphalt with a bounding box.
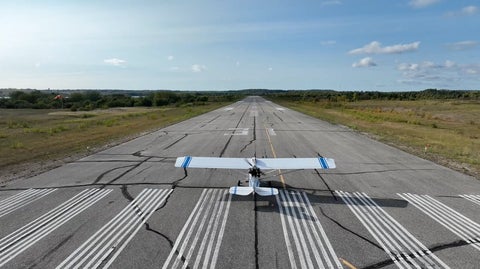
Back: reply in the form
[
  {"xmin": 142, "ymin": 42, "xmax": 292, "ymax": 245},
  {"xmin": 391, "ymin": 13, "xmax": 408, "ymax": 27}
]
[
  {"xmin": 240, "ymin": 116, "xmax": 256, "ymax": 153},
  {"xmin": 273, "ymin": 112, "xmax": 284, "ymax": 122},
  {"xmin": 219, "ymin": 104, "xmax": 250, "ymax": 157},
  {"xmin": 92, "ymin": 164, "xmax": 137, "ymax": 184},
  {"xmin": 314, "ymin": 169, "xmax": 337, "ymax": 200},
  {"xmin": 317, "ymin": 206, "xmax": 384, "ymax": 251},
  {"xmin": 101, "ymin": 157, "xmax": 153, "ymax": 186},
  {"xmin": 163, "ymin": 134, "xmax": 188, "ymax": 150},
  {"xmin": 121, "ymin": 184, "xmax": 134, "ymax": 201},
  {"xmin": 361, "ymin": 239, "xmax": 471, "ymax": 269},
  {"xmin": 27, "ymin": 233, "xmax": 75, "ymax": 269},
  {"xmin": 144, "ymin": 222, "xmax": 191, "ymax": 269}
]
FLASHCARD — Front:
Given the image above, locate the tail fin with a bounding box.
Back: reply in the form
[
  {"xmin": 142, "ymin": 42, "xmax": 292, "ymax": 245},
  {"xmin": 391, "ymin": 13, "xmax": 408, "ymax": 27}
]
[{"xmin": 229, "ymin": 186, "xmax": 254, "ymax": 196}]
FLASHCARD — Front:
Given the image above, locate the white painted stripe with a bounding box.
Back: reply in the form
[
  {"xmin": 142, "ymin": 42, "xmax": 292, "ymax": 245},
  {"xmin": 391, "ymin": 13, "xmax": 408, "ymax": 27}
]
[
  {"xmin": 224, "ymin": 128, "xmax": 249, "ymax": 136},
  {"xmin": 209, "ymin": 192, "xmax": 232, "ymax": 269},
  {"xmin": 162, "ymin": 189, "xmax": 209, "ymax": 268},
  {"xmin": 180, "ymin": 190, "xmax": 221, "ymax": 269},
  {"xmin": 276, "ymin": 193, "xmax": 298, "ymax": 269},
  {"xmin": 277, "ymin": 190, "xmax": 342, "ymax": 269},
  {"xmin": 355, "ymin": 192, "xmax": 449, "ymax": 268},
  {"xmin": 282, "ymin": 191, "xmax": 314, "ymax": 268},
  {"xmin": 162, "ymin": 189, "xmax": 232, "ymax": 269},
  {"xmin": 57, "ymin": 188, "xmax": 172, "ymax": 269},
  {"xmin": 267, "ymin": 128, "xmax": 276, "ymax": 136},
  {"xmin": 337, "ymin": 191, "xmax": 407, "ymax": 269},
  {"xmin": 337, "ymin": 191, "xmax": 450, "ymax": 269},
  {"xmin": 399, "ymin": 193, "xmax": 480, "ymax": 251},
  {"xmin": 0, "ymin": 189, "xmax": 57, "ymax": 218},
  {"xmin": 0, "ymin": 188, "xmax": 111, "ymax": 267},
  {"xmin": 276, "ymin": 108, "xmax": 285, "ymax": 111},
  {"xmin": 460, "ymin": 194, "xmax": 480, "ymax": 206},
  {"xmin": 302, "ymin": 192, "xmax": 343, "ymax": 268}
]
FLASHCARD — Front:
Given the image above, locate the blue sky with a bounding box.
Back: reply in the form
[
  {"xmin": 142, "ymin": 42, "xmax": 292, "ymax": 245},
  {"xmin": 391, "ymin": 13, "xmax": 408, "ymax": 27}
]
[{"xmin": 0, "ymin": 0, "xmax": 479, "ymax": 91}]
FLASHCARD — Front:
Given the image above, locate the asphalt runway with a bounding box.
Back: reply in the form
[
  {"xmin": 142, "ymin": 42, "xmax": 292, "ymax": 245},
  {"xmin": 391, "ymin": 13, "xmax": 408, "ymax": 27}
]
[{"xmin": 1, "ymin": 96, "xmax": 480, "ymax": 268}]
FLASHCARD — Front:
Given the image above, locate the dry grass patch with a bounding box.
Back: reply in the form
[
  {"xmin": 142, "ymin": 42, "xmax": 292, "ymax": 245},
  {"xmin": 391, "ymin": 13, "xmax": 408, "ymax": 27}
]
[
  {"xmin": 273, "ymin": 99, "xmax": 480, "ymax": 178},
  {"xmin": 0, "ymin": 104, "xmax": 228, "ymax": 171}
]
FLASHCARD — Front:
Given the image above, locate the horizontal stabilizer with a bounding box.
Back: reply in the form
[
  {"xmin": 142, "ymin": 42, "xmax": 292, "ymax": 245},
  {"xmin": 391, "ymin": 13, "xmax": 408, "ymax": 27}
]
[
  {"xmin": 254, "ymin": 187, "xmax": 279, "ymax": 196},
  {"xmin": 229, "ymin": 186, "xmax": 254, "ymax": 196}
]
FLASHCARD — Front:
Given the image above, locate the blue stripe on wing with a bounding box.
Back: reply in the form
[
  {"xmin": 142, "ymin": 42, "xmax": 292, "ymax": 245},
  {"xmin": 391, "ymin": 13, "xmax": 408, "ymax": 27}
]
[
  {"xmin": 182, "ymin": 156, "xmax": 192, "ymax": 168},
  {"xmin": 318, "ymin": 157, "xmax": 329, "ymax": 169}
]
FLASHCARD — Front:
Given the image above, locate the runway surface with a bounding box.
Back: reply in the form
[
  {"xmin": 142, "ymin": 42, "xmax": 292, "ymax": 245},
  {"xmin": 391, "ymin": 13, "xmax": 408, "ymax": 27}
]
[{"xmin": 1, "ymin": 96, "xmax": 480, "ymax": 268}]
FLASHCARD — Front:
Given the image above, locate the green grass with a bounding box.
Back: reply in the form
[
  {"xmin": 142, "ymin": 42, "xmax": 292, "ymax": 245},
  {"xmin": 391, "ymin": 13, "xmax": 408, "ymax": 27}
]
[
  {"xmin": 0, "ymin": 104, "xmax": 229, "ymax": 169},
  {"xmin": 271, "ymin": 99, "xmax": 480, "ymax": 178}
]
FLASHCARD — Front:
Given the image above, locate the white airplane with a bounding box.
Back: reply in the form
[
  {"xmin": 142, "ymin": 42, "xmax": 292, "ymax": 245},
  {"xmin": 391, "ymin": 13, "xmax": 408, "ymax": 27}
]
[{"xmin": 175, "ymin": 156, "xmax": 336, "ymax": 196}]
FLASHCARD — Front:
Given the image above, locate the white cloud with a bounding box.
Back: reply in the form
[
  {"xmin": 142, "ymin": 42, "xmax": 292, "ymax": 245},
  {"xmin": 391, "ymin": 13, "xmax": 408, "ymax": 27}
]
[
  {"xmin": 191, "ymin": 64, "xmax": 207, "ymax": 72},
  {"xmin": 397, "ymin": 60, "xmax": 480, "ymax": 85},
  {"xmin": 268, "ymin": 67, "xmax": 273, "ymax": 71},
  {"xmin": 444, "ymin": 60, "xmax": 456, "ymax": 68},
  {"xmin": 321, "ymin": 40, "xmax": 336, "ymax": 46},
  {"xmin": 104, "ymin": 58, "xmax": 126, "ymax": 66},
  {"xmin": 349, "ymin": 41, "xmax": 420, "ymax": 55},
  {"xmin": 447, "ymin": 41, "xmax": 478, "ymax": 51},
  {"xmin": 462, "ymin": 5, "xmax": 478, "ymax": 15},
  {"xmin": 397, "ymin": 63, "xmax": 419, "ymax": 71},
  {"xmin": 446, "ymin": 5, "xmax": 478, "ymax": 17},
  {"xmin": 409, "ymin": 0, "xmax": 440, "ymax": 8},
  {"xmin": 167, "ymin": 55, "xmax": 174, "ymax": 61},
  {"xmin": 352, "ymin": 57, "xmax": 377, "ymax": 68},
  {"xmin": 321, "ymin": 1, "xmax": 342, "ymax": 6}
]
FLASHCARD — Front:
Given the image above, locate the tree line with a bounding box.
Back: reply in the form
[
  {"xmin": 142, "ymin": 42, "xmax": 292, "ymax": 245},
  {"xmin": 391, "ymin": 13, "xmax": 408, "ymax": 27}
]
[
  {"xmin": 0, "ymin": 90, "xmax": 241, "ymax": 110},
  {"xmin": 1, "ymin": 88, "xmax": 478, "ymax": 110},
  {"xmin": 261, "ymin": 89, "xmax": 480, "ymax": 102}
]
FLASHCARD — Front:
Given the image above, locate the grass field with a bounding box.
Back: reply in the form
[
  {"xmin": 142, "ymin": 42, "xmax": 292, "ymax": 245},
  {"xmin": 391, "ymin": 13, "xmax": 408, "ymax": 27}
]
[
  {"xmin": 0, "ymin": 103, "xmax": 228, "ymax": 171},
  {"xmin": 271, "ymin": 99, "xmax": 480, "ymax": 178}
]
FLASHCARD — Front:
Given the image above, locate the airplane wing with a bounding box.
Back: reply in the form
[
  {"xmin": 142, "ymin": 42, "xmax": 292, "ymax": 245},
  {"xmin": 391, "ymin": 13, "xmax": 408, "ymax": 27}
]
[
  {"xmin": 175, "ymin": 156, "xmax": 251, "ymax": 169},
  {"xmin": 175, "ymin": 156, "xmax": 335, "ymax": 170},
  {"xmin": 255, "ymin": 158, "xmax": 335, "ymax": 169}
]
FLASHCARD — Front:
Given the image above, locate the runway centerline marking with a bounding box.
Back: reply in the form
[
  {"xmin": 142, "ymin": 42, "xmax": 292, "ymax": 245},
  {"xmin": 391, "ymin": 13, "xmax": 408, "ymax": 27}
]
[{"xmin": 264, "ymin": 127, "xmax": 285, "ymax": 189}]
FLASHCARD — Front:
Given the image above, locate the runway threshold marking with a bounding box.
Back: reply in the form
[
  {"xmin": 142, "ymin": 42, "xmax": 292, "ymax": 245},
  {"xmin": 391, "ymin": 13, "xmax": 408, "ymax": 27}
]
[
  {"xmin": 277, "ymin": 190, "xmax": 342, "ymax": 268},
  {"xmin": 57, "ymin": 188, "xmax": 172, "ymax": 269},
  {"xmin": 337, "ymin": 191, "xmax": 450, "ymax": 268},
  {"xmin": 264, "ymin": 127, "xmax": 285, "ymax": 189},
  {"xmin": 399, "ymin": 193, "xmax": 480, "ymax": 251},
  {"xmin": 162, "ymin": 189, "xmax": 232, "ymax": 269},
  {"xmin": 0, "ymin": 188, "xmax": 57, "ymax": 218},
  {"xmin": 0, "ymin": 188, "xmax": 112, "ymax": 267},
  {"xmin": 460, "ymin": 194, "xmax": 480, "ymax": 206}
]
